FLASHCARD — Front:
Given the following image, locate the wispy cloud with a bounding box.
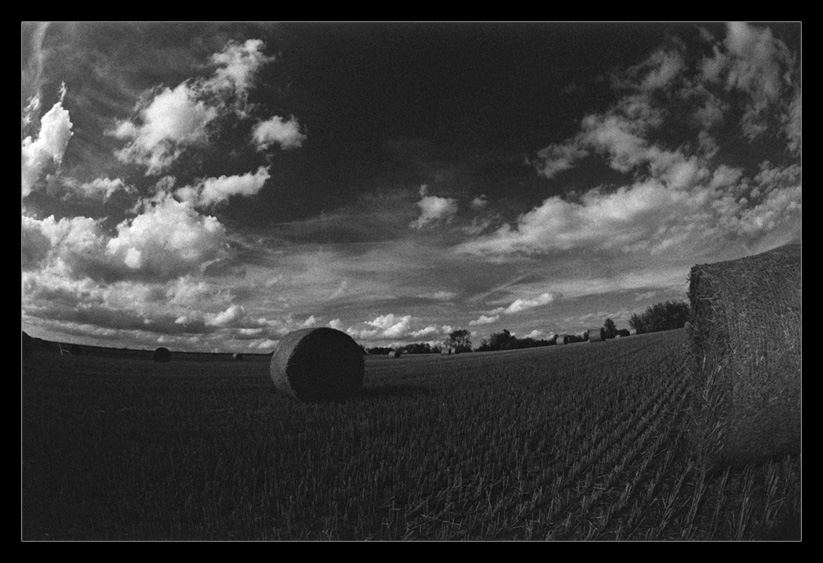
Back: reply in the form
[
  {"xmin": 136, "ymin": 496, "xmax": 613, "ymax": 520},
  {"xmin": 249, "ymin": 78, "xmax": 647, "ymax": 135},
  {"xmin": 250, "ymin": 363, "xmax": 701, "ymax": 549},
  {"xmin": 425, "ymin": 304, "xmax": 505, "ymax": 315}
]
[
  {"xmin": 175, "ymin": 166, "xmax": 271, "ymax": 208},
  {"xmin": 469, "ymin": 314, "xmax": 499, "ymax": 326}
]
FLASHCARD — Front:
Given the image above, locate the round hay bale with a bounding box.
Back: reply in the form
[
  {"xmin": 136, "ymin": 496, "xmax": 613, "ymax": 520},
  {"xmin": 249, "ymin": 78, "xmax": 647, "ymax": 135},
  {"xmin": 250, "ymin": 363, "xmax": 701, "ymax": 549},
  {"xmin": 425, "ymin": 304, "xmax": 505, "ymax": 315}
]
[
  {"xmin": 153, "ymin": 347, "xmax": 172, "ymax": 362},
  {"xmin": 589, "ymin": 328, "xmax": 604, "ymax": 343},
  {"xmin": 270, "ymin": 328, "xmax": 364, "ymax": 402},
  {"xmin": 688, "ymin": 243, "xmax": 801, "ymax": 469},
  {"xmin": 22, "ymin": 331, "xmax": 33, "ymax": 360},
  {"xmin": 389, "ymin": 350, "xmax": 401, "ymax": 358},
  {"xmin": 232, "ymin": 352, "xmax": 244, "ymax": 361},
  {"xmin": 556, "ymin": 335, "xmax": 568, "ymax": 345}
]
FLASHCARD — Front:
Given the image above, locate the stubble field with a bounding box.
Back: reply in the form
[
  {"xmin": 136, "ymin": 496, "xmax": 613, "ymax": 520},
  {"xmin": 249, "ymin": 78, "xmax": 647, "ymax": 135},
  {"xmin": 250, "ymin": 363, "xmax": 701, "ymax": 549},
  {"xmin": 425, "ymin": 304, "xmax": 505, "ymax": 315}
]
[{"xmin": 21, "ymin": 329, "xmax": 800, "ymax": 540}]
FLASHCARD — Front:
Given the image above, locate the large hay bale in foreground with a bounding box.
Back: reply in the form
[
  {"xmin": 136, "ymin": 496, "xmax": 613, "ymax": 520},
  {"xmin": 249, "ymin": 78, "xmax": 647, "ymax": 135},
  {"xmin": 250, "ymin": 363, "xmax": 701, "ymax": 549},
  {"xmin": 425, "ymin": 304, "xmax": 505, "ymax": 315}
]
[
  {"xmin": 153, "ymin": 347, "xmax": 172, "ymax": 363},
  {"xmin": 688, "ymin": 243, "xmax": 801, "ymax": 468},
  {"xmin": 589, "ymin": 328, "xmax": 604, "ymax": 343},
  {"xmin": 270, "ymin": 328, "xmax": 364, "ymax": 402}
]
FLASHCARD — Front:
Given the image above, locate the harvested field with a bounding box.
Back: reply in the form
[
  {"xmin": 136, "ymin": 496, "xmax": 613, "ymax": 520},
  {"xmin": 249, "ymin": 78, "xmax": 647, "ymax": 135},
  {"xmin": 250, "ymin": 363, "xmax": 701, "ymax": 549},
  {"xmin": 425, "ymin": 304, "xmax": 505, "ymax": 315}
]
[{"xmin": 22, "ymin": 329, "xmax": 800, "ymax": 540}]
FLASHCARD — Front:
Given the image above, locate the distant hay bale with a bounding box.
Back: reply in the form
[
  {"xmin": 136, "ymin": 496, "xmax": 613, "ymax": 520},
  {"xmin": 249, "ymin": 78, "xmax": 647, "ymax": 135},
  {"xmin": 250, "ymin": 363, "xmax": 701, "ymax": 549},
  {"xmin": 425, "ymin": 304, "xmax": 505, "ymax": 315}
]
[
  {"xmin": 440, "ymin": 347, "xmax": 452, "ymax": 355},
  {"xmin": 688, "ymin": 243, "xmax": 801, "ymax": 469},
  {"xmin": 22, "ymin": 331, "xmax": 33, "ymax": 360},
  {"xmin": 153, "ymin": 347, "xmax": 172, "ymax": 363},
  {"xmin": 232, "ymin": 352, "xmax": 244, "ymax": 361},
  {"xmin": 589, "ymin": 328, "xmax": 604, "ymax": 343},
  {"xmin": 269, "ymin": 328, "xmax": 364, "ymax": 402},
  {"xmin": 556, "ymin": 335, "xmax": 568, "ymax": 345},
  {"xmin": 388, "ymin": 350, "xmax": 401, "ymax": 358}
]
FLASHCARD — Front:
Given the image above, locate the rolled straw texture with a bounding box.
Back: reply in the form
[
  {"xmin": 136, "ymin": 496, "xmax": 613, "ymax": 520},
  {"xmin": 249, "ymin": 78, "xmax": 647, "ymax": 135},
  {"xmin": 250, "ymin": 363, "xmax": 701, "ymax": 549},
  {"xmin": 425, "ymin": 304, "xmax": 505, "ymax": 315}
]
[
  {"xmin": 270, "ymin": 328, "xmax": 365, "ymax": 402},
  {"xmin": 688, "ymin": 242, "xmax": 801, "ymax": 468}
]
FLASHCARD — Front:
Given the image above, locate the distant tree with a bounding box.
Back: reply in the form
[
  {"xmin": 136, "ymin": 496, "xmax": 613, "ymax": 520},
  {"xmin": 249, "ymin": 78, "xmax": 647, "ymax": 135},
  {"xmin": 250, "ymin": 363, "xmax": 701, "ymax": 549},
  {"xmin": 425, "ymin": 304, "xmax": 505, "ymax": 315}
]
[
  {"xmin": 367, "ymin": 346, "xmax": 394, "ymax": 355},
  {"xmin": 603, "ymin": 318, "xmax": 618, "ymax": 339},
  {"xmin": 629, "ymin": 300, "xmax": 691, "ymax": 334},
  {"xmin": 402, "ymin": 342, "xmax": 434, "ymax": 354},
  {"xmin": 447, "ymin": 329, "xmax": 472, "ymax": 353},
  {"xmin": 477, "ymin": 330, "xmax": 553, "ymax": 352},
  {"xmin": 488, "ymin": 329, "xmax": 517, "ymax": 351}
]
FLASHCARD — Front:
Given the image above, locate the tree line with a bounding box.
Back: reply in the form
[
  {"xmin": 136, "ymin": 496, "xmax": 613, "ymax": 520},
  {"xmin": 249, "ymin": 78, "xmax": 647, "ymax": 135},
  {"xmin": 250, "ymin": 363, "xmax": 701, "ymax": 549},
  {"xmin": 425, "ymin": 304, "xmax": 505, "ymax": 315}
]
[{"xmin": 363, "ymin": 300, "xmax": 690, "ymax": 354}]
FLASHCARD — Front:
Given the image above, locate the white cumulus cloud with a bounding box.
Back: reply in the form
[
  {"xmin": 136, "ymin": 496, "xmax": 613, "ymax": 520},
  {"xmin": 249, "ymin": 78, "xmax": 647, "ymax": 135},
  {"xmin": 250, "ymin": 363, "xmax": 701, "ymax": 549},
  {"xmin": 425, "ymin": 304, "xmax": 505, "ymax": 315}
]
[
  {"xmin": 22, "ymin": 96, "xmax": 74, "ymax": 197},
  {"xmin": 252, "ymin": 115, "xmax": 307, "ymax": 150},
  {"xmin": 112, "ymin": 82, "xmax": 217, "ymax": 175},
  {"xmin": 410, "ymin": 194, "xmax": 459, "ymax": 230},
  {"xmin": 208, "ymin": 39, "xmax": 274, "ymax": 98}
]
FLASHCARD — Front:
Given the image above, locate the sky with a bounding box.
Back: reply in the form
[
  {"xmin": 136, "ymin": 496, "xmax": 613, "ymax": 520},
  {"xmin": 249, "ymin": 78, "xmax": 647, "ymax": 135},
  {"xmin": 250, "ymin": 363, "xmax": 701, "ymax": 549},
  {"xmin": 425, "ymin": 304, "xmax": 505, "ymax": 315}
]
[{"xmin": 21, "ymin": 21, "xmax": 802, "ymax": 353}]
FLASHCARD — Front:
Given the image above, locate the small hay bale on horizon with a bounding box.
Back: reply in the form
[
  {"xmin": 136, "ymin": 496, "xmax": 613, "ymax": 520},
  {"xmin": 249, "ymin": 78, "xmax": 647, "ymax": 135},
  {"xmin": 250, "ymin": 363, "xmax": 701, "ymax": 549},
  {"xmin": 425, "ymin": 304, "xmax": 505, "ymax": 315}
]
[
  {"xmin": 688, "ymin": 242, "xmax": 801, "ymax": 469},
  {"xmin": 270, "ymin": 327, "xmax": 364, "ymax": 402},
  {"xmin": 233, "ymin": 352, "xmax": 244, "ymax": 361},
  {"xmin": 388, "ymin": 350, "xmax": 401, "ymax": 358},
  {"xmin": 589, "ymin": 328, "xmax": 604, "ymax": 343},
  {"xmin": 556, "ymin": 335, "xmax": 568, "ymax": 345},
  {"xmin": 153, "ymin": 347, "xmax": 172, "ymax": 363}
]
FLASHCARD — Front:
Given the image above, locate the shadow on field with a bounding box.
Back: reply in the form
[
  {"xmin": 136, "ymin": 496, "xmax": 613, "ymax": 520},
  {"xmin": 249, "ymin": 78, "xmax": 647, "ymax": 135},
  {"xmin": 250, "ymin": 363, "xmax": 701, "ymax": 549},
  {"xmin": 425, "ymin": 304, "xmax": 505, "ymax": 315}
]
[{"xmin": 359, "ymin": 384, "xmax": 432, "ymax": 399}]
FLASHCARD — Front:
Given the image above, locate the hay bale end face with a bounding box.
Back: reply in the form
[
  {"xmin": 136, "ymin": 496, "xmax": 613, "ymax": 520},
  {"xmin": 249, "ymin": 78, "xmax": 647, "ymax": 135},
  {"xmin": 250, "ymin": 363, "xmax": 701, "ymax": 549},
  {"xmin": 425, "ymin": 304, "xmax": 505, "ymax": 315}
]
[
  {"xmin": 270, "ymin": 328, "xmax": 365, "ymax": 402},
  {"xmin": 688, "ymin": 243, "xmax": 801, "ymax": 469},
  {"xmin": 589, "ymin": 328, "xmax": 604, "ymax": 343},
  {"xmin": 556, "ymin": 335, "xmax": 567, "ymax": 345},
  {"xmin": 153, "ymin": 347, "xmax": 172, "ymax": 362}
]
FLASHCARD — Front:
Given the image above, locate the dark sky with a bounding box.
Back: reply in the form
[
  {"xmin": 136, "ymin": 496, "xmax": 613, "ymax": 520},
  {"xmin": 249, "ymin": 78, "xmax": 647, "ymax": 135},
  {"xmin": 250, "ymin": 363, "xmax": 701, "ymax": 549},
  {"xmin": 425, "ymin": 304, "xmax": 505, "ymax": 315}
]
[{"xmin": 22, "ymin": 22, "xmax": 801, "ymax": 352}]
